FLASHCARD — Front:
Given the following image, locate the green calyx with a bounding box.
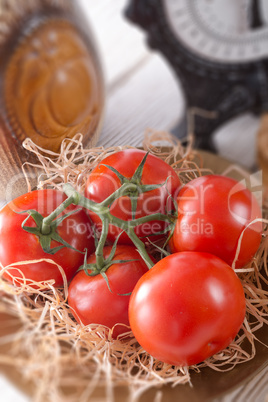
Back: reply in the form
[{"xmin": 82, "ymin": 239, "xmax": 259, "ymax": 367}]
[
  {"xmin": 101, "ymin": 151, "xmax": 149, "ymax": 187},
  {"xmin": 78, "ymin": 235, "xmax": 138, "ymax": 296},
  {"xmin": 19, "ymin": 194, "xmax": 82, "ymax": 255},
  {"xmin": 101, "ymin": 152, "xmax": 171, "ymax": 220}
]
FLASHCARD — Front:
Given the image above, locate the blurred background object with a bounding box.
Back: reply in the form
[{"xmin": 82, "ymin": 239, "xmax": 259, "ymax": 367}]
[
  {"xmin": 0, "ymin": 0, "xmax": 104, "ymax": 153},
  {"xmin": 82, "ymin": 0, "xmax": 264, "ymax": 173},
  {"xmin": 125, "ymin": 0, "xmax": 268, "ymax": 173},
  {"xmin": 0, "ymin": 0, "xmax": 104, "ymax": 204},
  {"xmin": 257, "ymin": 113, "xmax": 268, "ymax": 195}
]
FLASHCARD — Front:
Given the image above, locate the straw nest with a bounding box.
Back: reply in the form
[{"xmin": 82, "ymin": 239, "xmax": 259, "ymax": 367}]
[{"xmin": 0, "ymin": 130, "xmax": 267, "ymax": 402}]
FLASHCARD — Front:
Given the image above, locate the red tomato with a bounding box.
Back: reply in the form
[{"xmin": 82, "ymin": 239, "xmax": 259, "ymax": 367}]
[
  {"xmin": 0, "ymin": 190, "xmax": 95, "ymax": 287},
  {"xmin": 85, "ymin": 149, "xmax": 181, "ymax": 244},
  {"xmin": 68, "ymin": 245, "xmax": 149, "ymax": 338},
  {"xmin": 129, "ymin": 251, "xmax": 246, "ymax": 367},
  {"xmin": 170, "ymin": 175, "xmax": 262, "ymax": 267}
]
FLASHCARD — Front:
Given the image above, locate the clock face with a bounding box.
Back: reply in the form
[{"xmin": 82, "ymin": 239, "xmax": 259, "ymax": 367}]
[{"xmin": 164, "ymin": 0, "xmax": 268, "ymax": 64}]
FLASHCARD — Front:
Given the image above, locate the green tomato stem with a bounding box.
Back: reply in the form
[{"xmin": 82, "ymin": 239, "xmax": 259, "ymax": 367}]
[
  {"xmin": 126, "ymin": 228, "xmax": 155, "ymax": 269},
  {"xmin": 99, "ymin": 182, "xmax": 137, "ymax": 208},
  {"xmin": 128, "ymin": 213, "xmax": 172, "ymax": 228},
  {"xmin": 95, "ymin": 217, "xmax": 109, "ymax": 270},
  {"xmin": 41, "ymin": 193, "xmax": 78, "ymax": 235},
  {"xmin": 62, "ymin": 183, "xmax": 172, "ymax": 269}
]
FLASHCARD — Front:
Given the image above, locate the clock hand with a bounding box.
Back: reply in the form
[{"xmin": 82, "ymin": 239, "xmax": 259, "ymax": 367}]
[{"xmin": 249, "ymin": 0, "xmax": 263, "ymax": 29}]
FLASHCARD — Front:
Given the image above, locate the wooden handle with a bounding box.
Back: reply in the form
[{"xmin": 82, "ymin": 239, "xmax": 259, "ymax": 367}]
[{"xmin": 257, "ymin": 113, "xmax": 268, "ymax": 196}]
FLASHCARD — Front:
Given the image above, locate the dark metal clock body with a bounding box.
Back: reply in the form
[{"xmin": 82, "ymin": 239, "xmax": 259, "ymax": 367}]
[{"xmin": 125, "ymin": 0, "xmax": 268, "ymax": 151}]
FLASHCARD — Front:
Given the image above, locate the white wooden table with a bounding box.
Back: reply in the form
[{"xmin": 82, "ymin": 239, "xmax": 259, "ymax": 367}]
[{"xmin": 1, "ymin": 1, "xmax": 267, "ymax": 401}]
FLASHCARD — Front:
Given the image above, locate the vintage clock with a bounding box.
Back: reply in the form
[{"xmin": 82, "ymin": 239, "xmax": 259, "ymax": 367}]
[{"xmin": 125, "ymin": 0, "xmax": 268, "ymax": 151}]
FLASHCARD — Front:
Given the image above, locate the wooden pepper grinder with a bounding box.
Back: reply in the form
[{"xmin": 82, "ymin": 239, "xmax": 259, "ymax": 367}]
[
  {"xmin": 0, "ymin": 0, "xmax": 104, "ymax": 204},
  {"xmin": 257, "ymin": 114, "xmax": 268, "ymax": 203},
  {"xmin": 0, "ymin": 0, "xmax": 105, "ymax": 150}
]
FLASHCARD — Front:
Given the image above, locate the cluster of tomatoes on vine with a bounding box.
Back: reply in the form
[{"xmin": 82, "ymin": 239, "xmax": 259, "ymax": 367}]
[{"xmin": 0, "ymin": 149, "xmax": 262, "ymax": 367}]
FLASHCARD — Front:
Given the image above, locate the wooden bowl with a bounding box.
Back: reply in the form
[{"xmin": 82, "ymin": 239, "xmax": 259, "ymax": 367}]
[{"xmin": 0, "ymin": 149, "xmax": 267, "ymax": 402}]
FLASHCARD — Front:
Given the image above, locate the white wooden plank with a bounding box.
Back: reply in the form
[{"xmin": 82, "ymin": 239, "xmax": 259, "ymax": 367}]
[
  {"xmin": 0, "ymin": 374, "xmax": 29, "ymax": 402},
  {"xmin": 78, "ymin": 0, "xmax": 150, "ymax": 86},
  {"xmin": 214, "ymin": 113, "xmax": 260, "ymax": 170},
  {"xmin": 97, "ymin": 52, "xmax": 186, "ymax": 148},
  {"xmin": 216, "ymin": 367, "xmax": 268, "ymax": 402}
]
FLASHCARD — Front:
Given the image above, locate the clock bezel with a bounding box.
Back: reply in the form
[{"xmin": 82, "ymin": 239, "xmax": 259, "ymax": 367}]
[
  {"xmin": 163, "ymin": 0, "xmax": 268, "ymax": 66},
  {"xmin": 136, "ymin": 0, "xmax": 268, "ymax": 78}
]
